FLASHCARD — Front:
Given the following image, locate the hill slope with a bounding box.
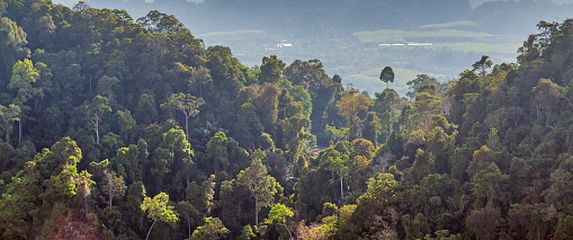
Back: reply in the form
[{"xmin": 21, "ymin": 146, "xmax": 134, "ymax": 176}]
[{"xmin": 0, "ymin": 1, "xmax": 573, "ymax": 240}]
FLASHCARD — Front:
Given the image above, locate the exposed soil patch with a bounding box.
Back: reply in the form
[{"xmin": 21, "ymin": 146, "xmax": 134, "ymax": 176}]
[{"xmin": 49, "ymin": 211, "xmax": 102, "ymax": 240}]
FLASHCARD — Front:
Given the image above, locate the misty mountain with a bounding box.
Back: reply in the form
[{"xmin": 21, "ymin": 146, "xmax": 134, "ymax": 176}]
[
  {"xmin": 473, "ymin": 0, "xmax": 572, "ymax": 33},
  {"xmin": 78, "ymin": 0, "xmax": 472, "ymax": 33},
  {"xmin": 68, "ymin": 0, "xmax": 572, "ymax": 35}
]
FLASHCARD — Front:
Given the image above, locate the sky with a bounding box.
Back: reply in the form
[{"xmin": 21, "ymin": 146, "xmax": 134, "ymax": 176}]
[
  {"xmin": 53, "ymin": 0, "xmax": 573, "ymax": 7},
  {"xmin": 50, "ymin": 0, "xmax": 573, "ymax": 35}
]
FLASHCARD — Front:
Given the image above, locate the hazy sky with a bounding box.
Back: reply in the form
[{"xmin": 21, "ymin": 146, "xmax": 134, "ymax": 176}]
[
  {"xmin": 471, "ymin": 0, "xmax": 573, "ymax": 7},
  {"xmin": 53, "ymin": 0, "xmax": 573, "ymax": 8}
]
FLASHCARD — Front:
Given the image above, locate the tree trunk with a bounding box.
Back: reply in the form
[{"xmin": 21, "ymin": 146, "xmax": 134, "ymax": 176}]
[
  {"xmin": 5, "ymin": 126, "xmax": 9, "ymax": 144},
  {"xmin": 254, "ymin": 199, "xmax": 259, "ymax": 226},
  {"xmin": 95, "ymin": 116, "xmax": 100, "ymax": 144},
  {"xmin": 108, "ymin": 180, "xmax": 113, "ymax": 208},
  {"xmin": 339, "ymin": 171, "xmax": 344, "ymax": 201},
  {"xmin": 283, "ymin": 223, "xmax": 293, "ymax": 240},
  {"xmin": 184, "ymin": 114, "xmax": 189, "ymax": 140},
  {"xmin": 513, "ymin": 117, "xmax": 518, "ymax": 128},
  {"xmin": 188, "ymin": 216, "xmax": 192, "ymax": 239},
  {"xmin": 18, "ymin": 114, "xmax": 22, "ymax": 144},
  {"xmin": 84, "ymin": 195, "xmax": 89, "ymax": 212},
  {"xmin": 145, "ymin": 220, "xmax": 157, "ymax": 240}
]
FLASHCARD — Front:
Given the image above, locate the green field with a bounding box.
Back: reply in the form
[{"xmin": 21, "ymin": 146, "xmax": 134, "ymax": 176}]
[
  {"xmin": 197, "ymin": 29, "xmax": 266, "ymax": 38},
  {"xmin": 352, "ymin": 28, "xmax": 521, "ymax": 55},
  {"xmin": 429, "ymin": 42, "xmax": 520, "ymax": 54},
  {"xmin": 353, "ymin": 29, "xmax": 493, "ymax": 43},
  {"xmin": 420, "ymin": 20, "xmax": 479, "ymax": 29}
]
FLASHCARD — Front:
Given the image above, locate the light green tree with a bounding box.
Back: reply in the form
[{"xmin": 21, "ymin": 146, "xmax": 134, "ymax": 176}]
[
  {"xmin": 102, "ymin": 169, "xmax": 126, "ymax": 208},
  {"xmin": 240, "ymin": 225, "xmax": 256, "ymax": 240},
  {"xmin": 140, "ymin": 192, "xmax": 179, "ymax": 240},
  {"xmin": 361, "ymin": 172, "xmax": 398, "ymax": 202},
  {"xmin": 319, "ymin": 146, "xmax": 350, "ymax": 201},
  {"xmin": 406, "ymin": 74, "xmax": 443, "ymax": 99},
  {"xmin": 336, "ymin": 88, "xmax": 374, "ymax": 138},
  {"xmin": 237, "ymin": 150, "xmax": 283, "ymax": 225},
  {"xmin": 0, "ymin": 17, "xmax": 27, "ymax": 77},
  {"xmin": 8, "ymin": 59, "xmax": 40, "ymax": 144},
  {"xmin": 191, "ymin": 216, "xmax": 230, "ymax": 240},
  {"xmin": 161, "ymin": 93, "xmax": 205, "ymax": 139},
  {"xmin": 86, "ymin": 95, "xmax": 112, "ymax": 144},
  {"xmin": 265, "ymin": 203, "xmax": 295, "ymax": 239}
]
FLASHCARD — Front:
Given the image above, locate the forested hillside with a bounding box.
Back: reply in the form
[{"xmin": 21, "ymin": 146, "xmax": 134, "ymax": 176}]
[{"xmin": 1, "ymin": 1, "xmax": 573, "ymax": 240}]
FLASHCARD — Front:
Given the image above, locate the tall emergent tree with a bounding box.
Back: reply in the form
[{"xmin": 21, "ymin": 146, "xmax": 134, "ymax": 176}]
[
  {"xmin": 319, "ymin": 146, "xmax": 350, "ymax": 201},
  {"xmin": 260, "ymin": 55, "xmax": 285, "ymax": 83},
  {"xmin": 379, "ymin": 66, "xmax": 395, "ymax": 88},
  {"xmin": 472, "ymin": 55, "xmax": 493, "ymax": 77},
  {"xmin": 8, "ymin": 59, "xmax": 40, "ymax": 144},
  {"xmin": 90, "ymin": 159, "xmax": 127, "ymax": 208},
  {"xmin": 188, "ymin": 174, "xmax": 216, "ymax": 216},
  {"xmin": 86, "ymin": 95, "xmax": 112, "ymax": 144},
  {"xmin": 406, "ymin": 74, "xmax": 442, "ymax": 99},
  {"xmin": 161, "ymin": 93, "xmax": 205, "ymax": 139},
  {"xmin": 236, "ymin": 150, "xmax": 282, "ymax": 225},
  {"xmin": 336, "ymin": 88, "xmax": 374, "ymax": 139},
  {"xmin": 141, "ymin": 192, "xmax": 179, "ymax": 240},
  {"xmin": 0, "ymin": 104, "xmax": 20, "ymax": 143},
  {"xmin": 0, "ymin": 17, "xmax": 27, "ymax": 78},
  {"xmin": 102, "ymin": 169, "xmax": 127, "ymax": 208}
]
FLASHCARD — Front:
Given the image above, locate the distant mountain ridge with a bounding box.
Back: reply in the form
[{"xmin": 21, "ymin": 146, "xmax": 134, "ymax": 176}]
[{"xmin": 65, "ymin": 0, "xmax": 573, "ymax": 35}]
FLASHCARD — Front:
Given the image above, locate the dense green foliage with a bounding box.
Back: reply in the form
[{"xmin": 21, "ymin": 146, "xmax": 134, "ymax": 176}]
[{"xmin": 1, "ymin": 1, "xmax": 573, "ymax": 240}]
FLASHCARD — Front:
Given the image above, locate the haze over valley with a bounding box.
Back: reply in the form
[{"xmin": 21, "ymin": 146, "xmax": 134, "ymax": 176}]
[{"xmin": 55, "ymin": 0, "xmax": 573, "ymax": 95}]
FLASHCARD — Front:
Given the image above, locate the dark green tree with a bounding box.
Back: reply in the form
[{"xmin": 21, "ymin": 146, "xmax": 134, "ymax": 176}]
[
  {"xmin": 379, "ymin": 66, "xmax": 395, "ymax": 88},
  {"xmin": 161, "ymin": 93, "xmax": 205, "ymax": 140},
  {"xmin": 472, "ymin": 55, "xmax": 493, "ymax": 77},
  {"xmin": 260, "ymin": 55, "xmax": 285, "ymax": 83},
  {"xmin": 0, "ymin": 104, "xmax": 20, "ymax": 143}
]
